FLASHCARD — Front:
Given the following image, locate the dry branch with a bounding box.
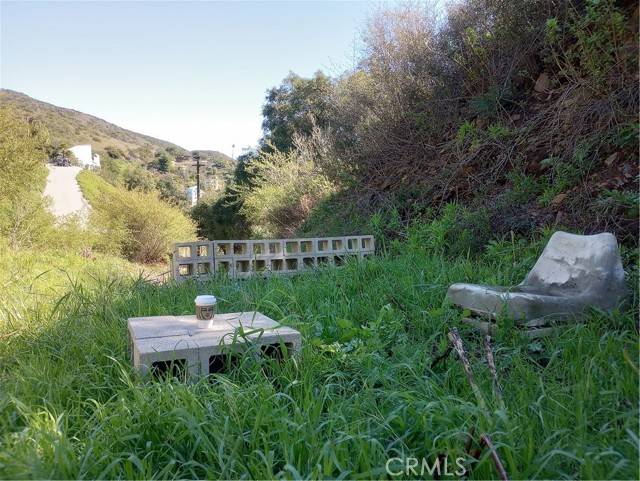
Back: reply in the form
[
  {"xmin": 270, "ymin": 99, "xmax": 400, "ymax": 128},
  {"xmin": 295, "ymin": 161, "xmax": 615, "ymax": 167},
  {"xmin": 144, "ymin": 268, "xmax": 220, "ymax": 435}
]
[
  {"xmin": 448, "ymin": 328, "xmax": 488, "ymax": 413},
  {"xmin": 480, "ymin": 434, "xmax": 510, "ymax": 481},
  {"xmin": 484, "ymin": 335, "xmax": 504, "ymax": 406}
]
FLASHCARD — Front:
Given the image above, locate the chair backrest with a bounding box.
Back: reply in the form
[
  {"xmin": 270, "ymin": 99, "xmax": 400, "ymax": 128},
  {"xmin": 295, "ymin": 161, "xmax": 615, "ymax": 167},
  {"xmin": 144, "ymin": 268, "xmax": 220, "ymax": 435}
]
[{"xmin": 521, "ymin": 231, "xmax": 626, "ymax": 298}]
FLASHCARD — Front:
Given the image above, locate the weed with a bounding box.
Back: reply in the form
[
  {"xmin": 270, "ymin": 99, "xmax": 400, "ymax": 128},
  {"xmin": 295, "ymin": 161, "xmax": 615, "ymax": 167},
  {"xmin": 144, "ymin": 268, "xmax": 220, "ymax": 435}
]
[
  {"xmin": 505, "ymin": 171, "xmax": 546, "ymax": 204},
  {"xmin": 456, "ymin": 121, "xmax": 476, "ymax": 146},
  {"xmin": 0, "ymin": 232, "xmax": 637, "ymax": 479}
]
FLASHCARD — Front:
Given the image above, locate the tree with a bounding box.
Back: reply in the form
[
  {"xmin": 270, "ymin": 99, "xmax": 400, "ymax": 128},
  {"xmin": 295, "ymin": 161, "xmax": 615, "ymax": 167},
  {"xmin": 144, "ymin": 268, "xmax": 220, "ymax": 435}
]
[
  {"xmin": 156, "ymin": 175, "xmax": 187, "ymax": 208},
  {"xmin": 191, "ymin": 191, "xmax": 248, "ymax": 240},
  {"xmin": 261, "ymin": 71, "xmax": 334, "ymax": 153},
  {"xmin": 47, "ymin": 141, "xmax": 72, "ymax": 163},
  {"xmin": 153, "ymin": 150, "xmax": 175, "ymax": 173}
]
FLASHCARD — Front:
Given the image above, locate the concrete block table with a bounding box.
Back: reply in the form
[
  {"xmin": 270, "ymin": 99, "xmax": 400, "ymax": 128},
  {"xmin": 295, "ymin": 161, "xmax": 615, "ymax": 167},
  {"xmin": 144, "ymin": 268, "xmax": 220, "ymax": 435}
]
[{"xmin": 128, "ymin": 311, "xmax": 302, "ymax": 379}]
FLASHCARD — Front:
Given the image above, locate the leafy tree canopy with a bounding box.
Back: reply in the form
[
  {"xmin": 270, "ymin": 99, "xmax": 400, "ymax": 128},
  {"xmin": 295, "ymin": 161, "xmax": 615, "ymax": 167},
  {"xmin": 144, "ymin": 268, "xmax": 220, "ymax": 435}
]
[{"xmin": 261, "ymin": 71, "xmax": 333, "ymax": 153}]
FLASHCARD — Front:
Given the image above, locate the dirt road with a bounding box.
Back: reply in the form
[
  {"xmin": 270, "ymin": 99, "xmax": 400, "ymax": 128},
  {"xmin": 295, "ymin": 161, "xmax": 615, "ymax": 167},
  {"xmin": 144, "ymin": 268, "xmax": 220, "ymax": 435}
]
[{"xmin": 44, "ymin": 165, "xmax": 89, "ymax": 219}]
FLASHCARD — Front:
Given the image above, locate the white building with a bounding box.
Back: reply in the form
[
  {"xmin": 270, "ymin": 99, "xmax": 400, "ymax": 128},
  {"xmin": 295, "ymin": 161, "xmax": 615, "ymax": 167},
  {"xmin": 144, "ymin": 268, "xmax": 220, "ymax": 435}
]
[
  {"xmin": 186, "ymin": 186, "xmax": 198, "ymax": 206},
  {"xmin": 207, "ymin": 175, "xmax": 223, "ymax": 191},
  {"xmin": 69, "ymin": 144, "xmax": 100, "ymax": 168}
]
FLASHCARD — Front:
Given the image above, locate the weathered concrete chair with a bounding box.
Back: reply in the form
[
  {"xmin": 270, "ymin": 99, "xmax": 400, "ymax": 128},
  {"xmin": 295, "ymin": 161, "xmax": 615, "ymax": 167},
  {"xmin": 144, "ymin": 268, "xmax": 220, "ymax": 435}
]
[{"xmin": 446, "ymin": 232, "xmax": 628, "ymax": 334}]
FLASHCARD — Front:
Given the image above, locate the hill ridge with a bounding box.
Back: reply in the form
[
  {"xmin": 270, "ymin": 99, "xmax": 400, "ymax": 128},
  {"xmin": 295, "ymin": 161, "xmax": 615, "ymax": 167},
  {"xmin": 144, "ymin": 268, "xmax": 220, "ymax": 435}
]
[{"xmin": 0, "ymin": 89, "xmax": 233, "ymax": 168}]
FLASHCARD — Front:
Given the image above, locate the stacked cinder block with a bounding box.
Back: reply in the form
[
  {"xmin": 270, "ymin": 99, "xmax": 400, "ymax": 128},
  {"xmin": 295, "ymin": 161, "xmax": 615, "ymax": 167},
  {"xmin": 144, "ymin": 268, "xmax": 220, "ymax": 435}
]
[
  {"xmin": 171, "ymin": 235, "xmax": 375, "ymax": 281},
  {"xmin": 128, "ymin": 312, "xmax": 302, "ymax": 379}
]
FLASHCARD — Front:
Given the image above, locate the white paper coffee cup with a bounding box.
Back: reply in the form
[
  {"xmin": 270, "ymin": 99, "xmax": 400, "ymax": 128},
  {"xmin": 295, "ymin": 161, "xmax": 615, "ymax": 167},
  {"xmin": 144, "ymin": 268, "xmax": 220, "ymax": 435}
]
[{"xmin": 195, "ymin": 295, "xmax": 217, "ymax": 329}]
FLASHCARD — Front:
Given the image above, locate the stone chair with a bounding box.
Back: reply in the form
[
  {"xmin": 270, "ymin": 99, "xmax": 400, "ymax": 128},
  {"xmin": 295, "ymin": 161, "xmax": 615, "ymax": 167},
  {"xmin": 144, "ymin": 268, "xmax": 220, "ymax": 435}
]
[{"xmin": 446, "ymin": 232, "xmax": 628, "ymax": 331}]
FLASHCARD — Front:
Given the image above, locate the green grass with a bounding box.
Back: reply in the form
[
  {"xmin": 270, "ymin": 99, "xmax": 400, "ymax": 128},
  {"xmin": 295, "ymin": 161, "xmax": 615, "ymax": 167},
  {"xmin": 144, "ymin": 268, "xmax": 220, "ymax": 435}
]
[{"xmin": 0, "ymin": 239, "xmax": 637, "ymax": 479}]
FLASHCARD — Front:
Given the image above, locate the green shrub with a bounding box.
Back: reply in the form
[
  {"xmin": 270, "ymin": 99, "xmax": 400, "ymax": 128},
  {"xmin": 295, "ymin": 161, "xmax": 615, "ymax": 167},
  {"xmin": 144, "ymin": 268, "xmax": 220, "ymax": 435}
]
[
  {"xmin": 298, "ymin": 192, "xmax": 370, "ymax": 238},
  {"xmin": 406, "ymin": 203, "xmax": 492, "ymax": 258},
  {"xmin": 597, "ymin": 189, "xmax": 640, "ymax": 221},
  {"xmin": 0, "ymin": 107, "xmax": 56, "ymax": 248},
  {"xmin": 239, "ymin": 146, "xmax": 336, "ymax": 238},
  {"xmin": 546, "ymin": 0, "xmax": 628, "ymax": 87},
  {"xmin": 456, "ymin": 121, "xmax": 476, "ymax": 146},
  {"xmin": 191, "ymin": 190, "xmax": 248, "ymax": 240},
  {"xmin": 538, "ymin": 142, "xmax": 596, "ymax": 206},
  {"xmin": 78, "ymin": 171, "xmax": 195, "ymax": 263}
]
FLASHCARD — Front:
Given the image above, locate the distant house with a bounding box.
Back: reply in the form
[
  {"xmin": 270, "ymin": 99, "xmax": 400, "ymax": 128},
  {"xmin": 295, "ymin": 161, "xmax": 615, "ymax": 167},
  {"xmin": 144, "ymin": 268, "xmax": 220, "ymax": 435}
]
[
  {"xmin": 186, "ymin": 186, "xmax": 198, "ymax": 206},
  {"xmin": 205, "ymin": 175, "xmax": 223, "ymax": 191},
  {"xmin": 69, "ymin": 144, "xmax": 100, "ymax": 168}
]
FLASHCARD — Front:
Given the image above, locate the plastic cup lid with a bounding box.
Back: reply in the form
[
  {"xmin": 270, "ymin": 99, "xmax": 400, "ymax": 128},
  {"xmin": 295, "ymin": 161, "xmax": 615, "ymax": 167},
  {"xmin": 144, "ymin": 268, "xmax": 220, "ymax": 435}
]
[{"xmin": 195, "ymin": 295, "xmax": 217, "ymax": 305}]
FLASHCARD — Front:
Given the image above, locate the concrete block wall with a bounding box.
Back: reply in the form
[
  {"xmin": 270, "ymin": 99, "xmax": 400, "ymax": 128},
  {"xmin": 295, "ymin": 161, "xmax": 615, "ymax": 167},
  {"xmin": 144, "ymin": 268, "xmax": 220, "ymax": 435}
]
[{"xmin": 171, "ymin": 235, "xmax": 375, "ymax": 281}]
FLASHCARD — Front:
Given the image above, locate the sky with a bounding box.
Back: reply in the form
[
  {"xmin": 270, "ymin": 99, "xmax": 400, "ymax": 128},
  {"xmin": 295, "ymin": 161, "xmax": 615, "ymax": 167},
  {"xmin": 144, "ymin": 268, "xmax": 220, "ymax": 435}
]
[{"xmin": 1, "ymin": 1, "xmax": 383, "ymax": 157}]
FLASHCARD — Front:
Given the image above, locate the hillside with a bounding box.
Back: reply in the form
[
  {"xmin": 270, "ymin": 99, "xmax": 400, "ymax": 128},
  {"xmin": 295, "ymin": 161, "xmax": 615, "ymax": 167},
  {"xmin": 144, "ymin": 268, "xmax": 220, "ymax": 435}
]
[
  {"xmin": 190, "ymin": 149, "xmax": 236, "ymax": 172},
  {"xmin": 0, "ymin": 89, "xmax": 234, "ymax": 172}
]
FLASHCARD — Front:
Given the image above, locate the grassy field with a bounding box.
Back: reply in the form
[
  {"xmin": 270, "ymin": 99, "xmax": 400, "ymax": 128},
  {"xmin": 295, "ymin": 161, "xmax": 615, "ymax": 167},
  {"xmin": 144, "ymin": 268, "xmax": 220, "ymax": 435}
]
[{"xmin": 0, "ymin": 238, "xmax": 637, "ymax": 479}]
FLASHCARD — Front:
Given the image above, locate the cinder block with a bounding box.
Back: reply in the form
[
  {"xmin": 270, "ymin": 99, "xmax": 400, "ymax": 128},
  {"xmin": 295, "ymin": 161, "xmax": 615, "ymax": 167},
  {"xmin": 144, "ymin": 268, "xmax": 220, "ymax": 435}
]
[
  {"xmin": 301, "ymin": 256, "xmax": 316, "ymax": 269},
  {"xmin": 298, "ymin": 239, "xmax": 315, "ymax": 254},
  {"xmin": 252, "ymin": 258, "xmax": 269, "ymax": 273},
  {"xmin": 269, "ymin": 258, "xmax": 285, "ymax": 273},
  {"xmin": 196, "ymin": 261, "xmax": 214, "ymax": 276},
  {"xmin": 176, "ymin": 243, "xmax": 195, "ymax": 260},
  {"xmin": 315, "ymin": 255, "xmax": 332, "ymax": 267},
  {"xmin": 316, "ymin": 238, "xmax": 330, "ymax": 253},
  {"xmin": 268, "ymin": 240, "xmax": 284, "ymax": 256},
  {"xmin": 128, "ymin": 312, "xmax": 302, "ymax": 379},
  {"xmin": 214, "ymin": 241, "xmax": 233, "ymax": 258},
  {"xmin": 329, "ymin": 237, "xmax": 347, "ymax": 253},
  {"xmin": 360, "ymin": 235, "xmax": 375, "ymax": 252},
  {"xmin": 215, "ymin": 259, "xmax": 234, "ymax": 277},
  {"xmin": 346, "ymin": 236, "xmax": 361, "ymax": 252},
  {"xmin": 135, "ymin": 336, "xmax": 201, "ymax": 378},
  {"xmin": 195, "ymin": 242, "xmax": 214, "ymax": 259},
  {"xmin": 250, "ymin": 240, "xmax": 268, "ymax": 257},
  {"xmin": 232, "ymin": 241, "xmax": 252, "ymax": 257},
  {"xmin": 177, "ymin": 262, "xmax": 195, "ymax": 277},
  {"xmin": 284, "ymin": 257, "xmax": 299, "ymax": 271},
  {"xmin": 172, "ymin": 235, "xmax": 375, "ymax": 281},
  {"xmin": 234, "ymin": 259, "xmax": 252, "ymax": 278},
  {"xmin": 128, "ymin": 315, "xmax": 202, "ymax": 377},
  {"xmin": 284, "ymin": 240, "xmax": 301, "ymax": 255}
]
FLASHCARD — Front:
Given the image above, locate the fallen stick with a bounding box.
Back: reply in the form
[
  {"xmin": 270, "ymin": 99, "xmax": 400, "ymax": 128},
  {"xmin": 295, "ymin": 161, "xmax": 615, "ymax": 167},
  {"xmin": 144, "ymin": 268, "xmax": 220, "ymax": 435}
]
[
  {"xmin": 449, "ymin": 329, "xmax": 510, "ymax": 481},
  {"xmin": 484, "ymin": 335, "xmax": 504, "ymax": 407},
  {"xmin": 448, "ymin": 328, "xmax": 488, "ymax": 413},
  {"xmin": 480, "ymin": 434, "xmax": 510, "ymax": 481}
]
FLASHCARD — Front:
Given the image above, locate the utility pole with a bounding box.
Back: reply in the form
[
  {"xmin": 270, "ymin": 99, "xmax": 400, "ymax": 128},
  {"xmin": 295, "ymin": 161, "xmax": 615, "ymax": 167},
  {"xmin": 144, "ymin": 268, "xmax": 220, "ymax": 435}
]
[{"xmin": 192, "ymin": 152, "xmax": 201, "ymax": 203}]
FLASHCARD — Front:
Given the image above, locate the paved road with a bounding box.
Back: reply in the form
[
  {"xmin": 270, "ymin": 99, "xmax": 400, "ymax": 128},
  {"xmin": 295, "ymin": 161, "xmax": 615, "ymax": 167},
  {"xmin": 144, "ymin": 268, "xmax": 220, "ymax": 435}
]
[{"xmin": 44, "ymin": 165, "xmax": 90, "ymax": 219}]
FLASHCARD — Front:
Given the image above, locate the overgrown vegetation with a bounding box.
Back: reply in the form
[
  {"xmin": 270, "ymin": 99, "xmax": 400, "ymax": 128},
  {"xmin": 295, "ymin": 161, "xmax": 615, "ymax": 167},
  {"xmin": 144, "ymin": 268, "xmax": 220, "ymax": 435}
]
[
  {"xmin": 0, "ymin": 2, "xmax": 638, "ymax": 479},
  {"xmin": 77, "ymin": 171, "xmax": 196, "ymax": 263},
  {"xmin": 0, "ymin": 226, "xmax": 637, "ymax": 479},
  {"xmin": 239, "ymin": 133, "xmax": 337, "ymax": 238},
  {"xmin": 0, "ymin": 107, "xmax": 55, "ymax": 249},
  {"xmin": 196, "ymin": 0, "xmax": 638, "ymax": 243}
]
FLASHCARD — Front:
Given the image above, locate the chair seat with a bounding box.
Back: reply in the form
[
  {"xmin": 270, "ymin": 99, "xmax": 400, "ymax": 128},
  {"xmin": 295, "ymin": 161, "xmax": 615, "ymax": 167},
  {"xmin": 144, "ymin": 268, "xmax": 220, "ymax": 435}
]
[
  {"xmin": 445, "ymin": 232, "xmax": 628, "ymax": 325},
  {"xmin": 446, "ymin": 283, "xmax": 586, "ymax": 322}
]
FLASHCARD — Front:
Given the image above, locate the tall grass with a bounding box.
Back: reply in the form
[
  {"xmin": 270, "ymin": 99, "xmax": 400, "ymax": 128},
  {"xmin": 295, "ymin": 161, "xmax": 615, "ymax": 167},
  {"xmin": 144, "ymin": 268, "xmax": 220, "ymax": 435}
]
[{"xmin": 0, "ymin": 238, "xmax": 637, "ymax": 479}]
